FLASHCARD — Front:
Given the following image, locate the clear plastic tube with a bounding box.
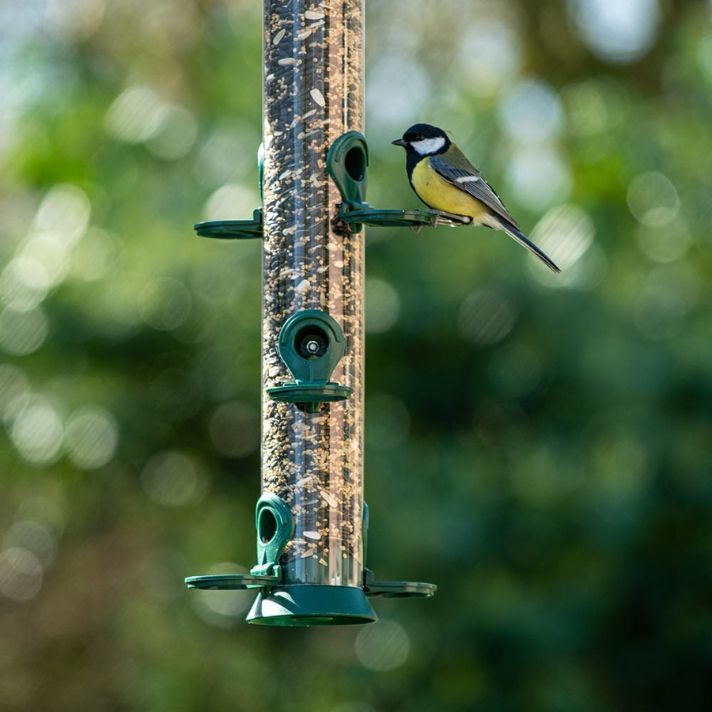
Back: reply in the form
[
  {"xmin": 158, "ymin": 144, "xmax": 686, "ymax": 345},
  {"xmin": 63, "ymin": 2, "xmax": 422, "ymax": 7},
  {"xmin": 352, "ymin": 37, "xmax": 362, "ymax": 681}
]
[{"xmin": 261, "ymin": 0, "xmax": 364, "ymax": 587}]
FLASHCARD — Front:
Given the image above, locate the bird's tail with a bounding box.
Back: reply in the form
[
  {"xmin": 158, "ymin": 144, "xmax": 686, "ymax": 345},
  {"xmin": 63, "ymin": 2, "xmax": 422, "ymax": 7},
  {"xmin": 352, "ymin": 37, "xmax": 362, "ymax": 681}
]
[{"xmin": 501, "ymin": 222, "xmax": 561, "ymax": 273}]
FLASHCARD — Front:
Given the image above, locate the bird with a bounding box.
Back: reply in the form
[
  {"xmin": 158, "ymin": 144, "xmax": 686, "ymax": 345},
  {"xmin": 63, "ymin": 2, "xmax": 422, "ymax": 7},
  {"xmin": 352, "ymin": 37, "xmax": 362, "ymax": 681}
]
[{"xmin": 392, "ymin": 123, "xmax": 560, "ymax": 273}]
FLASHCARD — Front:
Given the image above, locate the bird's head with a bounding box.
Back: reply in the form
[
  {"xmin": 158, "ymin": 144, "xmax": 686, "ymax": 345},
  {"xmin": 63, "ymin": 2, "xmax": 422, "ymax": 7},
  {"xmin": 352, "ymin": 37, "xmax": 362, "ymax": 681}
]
[{"xmin": 392, "ymin": 123, "xmax": 450, "ymax": 156}]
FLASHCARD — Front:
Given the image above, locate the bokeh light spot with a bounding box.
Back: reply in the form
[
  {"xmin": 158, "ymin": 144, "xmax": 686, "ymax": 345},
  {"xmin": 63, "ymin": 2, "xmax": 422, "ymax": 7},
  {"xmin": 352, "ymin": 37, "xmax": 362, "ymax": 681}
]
[
  {"xmin": 458, "ymin": 289, "xmax": 515, "ymax": 345},
  {"xmin": 10, "ymin": 397, "xmax": 63, "ymax": 465},
  {"xmin": 499, "ymin": 79, "xmax": 564, "ymax": 143},
  {"xmin": 506, "ymin": 145, "xmax": 572, "ymax": 210},
  {"xmin": 0, "ymin": 307, "xmax": 49, "ymax": 355},
  {"xmin": 568, "ymin": 0, "xmax": 660, "ymax": 63},
  {"xmin": 636, "ymin": 217, "xmax": 691, "ymax": 263},
  {"xmin": 205, "ymin": 183, "xmax": 260, "ymax": 221},
  {"xmin": 365, "ymin": 278, "xmax": 400, "ymax": 333},
  {"xmin": 0, "ymin": 547, "xmax": 43, "ymax": 602},
  {"xmin": 44, "ymin": 0, "xmax": 105, "ymax": 41},
  {"xmin": 366, "ymin": 54, "xmax": 429, "ymax": 133},
  {"xmin": 354, "ymin": 619, "xmax": 411, "ymax": 671},
  {"xmin": 146, "ymin": 104, "xmax": 198, "ymax": 160},
  {"xmin": 191, "ymin": 562, "xmax": 252, "ymax": 627},
  {"xmin": 141, "ymin": 451, "xmax": 208, "ymax": 507},
  {"xmin": 0, "ymin": 256, "xmax": 52, "ymax": 311},
  {"xmin": 4, "ymin": 520, "xmax": 56, "ymax": 568},
  {"xmin": 627, "ymin": 171, "xmax": 679, "ymax": 227},
  {"xmin": 138, "ymin": 277, "xmax": 192, "ymax": 331},
  {"xmin": 34, "ymin": 183, "xmax": 91, "ymax": 248},
  {"xmin": 0, "ymin": 364, "xmax": 29, "ymax": 420},
  {"xmin": 105, "ymin": 86, "xmax": 165, "ymax": 143},
  {"xmin": 458, "ymin": 19, "xmax": 521, "ymax": 95},
  {"xmin": 197, "ymin": 125, "xmax": 254, "ymax": 185},
  {"xmin": 528, "ymin": 204, "xmax": 595, "ymax": 283},
  {"xmin": 64, "ymin": 406, "xmax": 119, "ymax": 470}
]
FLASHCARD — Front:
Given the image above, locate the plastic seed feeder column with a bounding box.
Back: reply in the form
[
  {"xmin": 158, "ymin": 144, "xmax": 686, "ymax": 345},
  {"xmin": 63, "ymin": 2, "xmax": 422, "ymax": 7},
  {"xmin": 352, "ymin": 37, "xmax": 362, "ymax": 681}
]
[
  {"xmin": 248, "ymin": 0, "xmax": 372, "ymax": 626},
  {"xmin": 186, "ymin": 0, "xmax": 437, "ymax": 625}
]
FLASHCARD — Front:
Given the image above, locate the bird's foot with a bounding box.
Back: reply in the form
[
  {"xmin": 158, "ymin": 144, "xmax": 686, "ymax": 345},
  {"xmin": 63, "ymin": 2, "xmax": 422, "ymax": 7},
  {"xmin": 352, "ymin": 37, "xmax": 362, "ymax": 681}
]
[{"xmin": 431, "ymin": 210, "xmax": 472, "ymax": 227}]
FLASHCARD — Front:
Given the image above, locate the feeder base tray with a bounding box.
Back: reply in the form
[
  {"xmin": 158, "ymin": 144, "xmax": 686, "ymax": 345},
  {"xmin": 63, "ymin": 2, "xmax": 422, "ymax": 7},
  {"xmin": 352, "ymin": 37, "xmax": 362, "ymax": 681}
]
[{"xmin": 247, "ymin": 584, "xmax": 376, "ymax": 627}]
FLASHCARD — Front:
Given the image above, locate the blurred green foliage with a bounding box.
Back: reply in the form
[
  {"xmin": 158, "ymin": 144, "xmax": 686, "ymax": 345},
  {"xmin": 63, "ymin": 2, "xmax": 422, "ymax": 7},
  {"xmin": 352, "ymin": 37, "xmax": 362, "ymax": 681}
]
[{"xmin": 1, "ymin": 0, "xmax": 711, "ymax": 710}]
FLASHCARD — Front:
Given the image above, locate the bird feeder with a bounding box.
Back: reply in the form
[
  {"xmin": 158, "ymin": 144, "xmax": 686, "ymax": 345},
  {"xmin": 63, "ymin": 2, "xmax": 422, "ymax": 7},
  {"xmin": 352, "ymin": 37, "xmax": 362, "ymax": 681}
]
[{"xmin": 185, "ymin": 0, "xmax": 466, "ymax": 626}]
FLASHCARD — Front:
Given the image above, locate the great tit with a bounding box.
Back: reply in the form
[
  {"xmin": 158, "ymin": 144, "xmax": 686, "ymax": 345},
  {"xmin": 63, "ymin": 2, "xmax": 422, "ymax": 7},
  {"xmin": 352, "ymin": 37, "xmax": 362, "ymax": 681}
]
[{"xmin": 392, "ymin": 123, "xmax": 560, "ymax": 273}]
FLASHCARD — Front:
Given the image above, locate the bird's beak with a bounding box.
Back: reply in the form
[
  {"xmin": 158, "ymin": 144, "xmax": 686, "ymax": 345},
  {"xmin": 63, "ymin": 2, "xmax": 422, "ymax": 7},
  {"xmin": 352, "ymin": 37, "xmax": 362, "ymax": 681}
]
[{"xmin": 391, "ymin": 138, "xmax": 408, "ymax": 147}]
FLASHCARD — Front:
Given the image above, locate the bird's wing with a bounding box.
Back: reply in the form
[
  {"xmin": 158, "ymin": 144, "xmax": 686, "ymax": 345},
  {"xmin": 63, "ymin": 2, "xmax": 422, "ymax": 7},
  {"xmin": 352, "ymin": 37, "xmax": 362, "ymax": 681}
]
[{"xmin": 430, "ymin": 145, "xmax": 519, "ymax": 229}]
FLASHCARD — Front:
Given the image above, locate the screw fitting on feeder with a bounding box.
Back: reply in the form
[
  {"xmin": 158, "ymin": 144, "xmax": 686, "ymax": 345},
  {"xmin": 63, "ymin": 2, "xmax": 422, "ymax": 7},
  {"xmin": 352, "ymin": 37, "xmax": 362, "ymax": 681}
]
[{"xmin": 305, "ymin": 339, "xmax": 321, "ymax": 355}]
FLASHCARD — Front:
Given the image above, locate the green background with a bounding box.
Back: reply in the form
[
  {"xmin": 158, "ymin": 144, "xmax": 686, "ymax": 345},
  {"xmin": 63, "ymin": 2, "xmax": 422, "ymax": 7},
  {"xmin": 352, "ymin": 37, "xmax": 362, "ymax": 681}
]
[{"xmin": 1, "ymin": 0, "xmax": 710, "ymax": 709}]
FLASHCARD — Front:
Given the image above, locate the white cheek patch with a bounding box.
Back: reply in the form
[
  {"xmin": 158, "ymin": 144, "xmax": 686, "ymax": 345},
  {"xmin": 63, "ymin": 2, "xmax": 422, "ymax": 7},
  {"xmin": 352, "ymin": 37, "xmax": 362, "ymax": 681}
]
[
  {"xmin": 411, "ymin": 136, "xmax": 446, "ymax": 155},
  {"xmin": 454, "ymin": 175, "xmax": 480, "ymax": 184}
]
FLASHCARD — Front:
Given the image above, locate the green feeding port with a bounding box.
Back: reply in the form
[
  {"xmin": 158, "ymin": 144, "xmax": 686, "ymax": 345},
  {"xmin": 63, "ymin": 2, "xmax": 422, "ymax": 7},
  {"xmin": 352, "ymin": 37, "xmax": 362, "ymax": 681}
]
[
  {"xmin": 251, "ymin": 494, "xmax": 293, "ymax": 577},
  {"xmin": 267, "ymin": 309, "xmax": 353, "ymax": 412},
  {"xmin": 259, "ymin": 508, "xmax": 277, "ymax": 543},
  {"xmin": 345, "ymin": 143, "xmax": 366, "ymax": 183},
  {"xmin": 326, "ymin": 131, "xmax": 368, "ymax": 214}
]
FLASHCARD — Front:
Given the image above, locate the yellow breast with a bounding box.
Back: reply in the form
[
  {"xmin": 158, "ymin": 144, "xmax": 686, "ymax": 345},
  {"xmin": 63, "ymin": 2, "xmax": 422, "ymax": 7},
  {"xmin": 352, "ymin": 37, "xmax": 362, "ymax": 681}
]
[{"xmin": 411, "ymin": 159, "xmax": 488, "ymax": 222}]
